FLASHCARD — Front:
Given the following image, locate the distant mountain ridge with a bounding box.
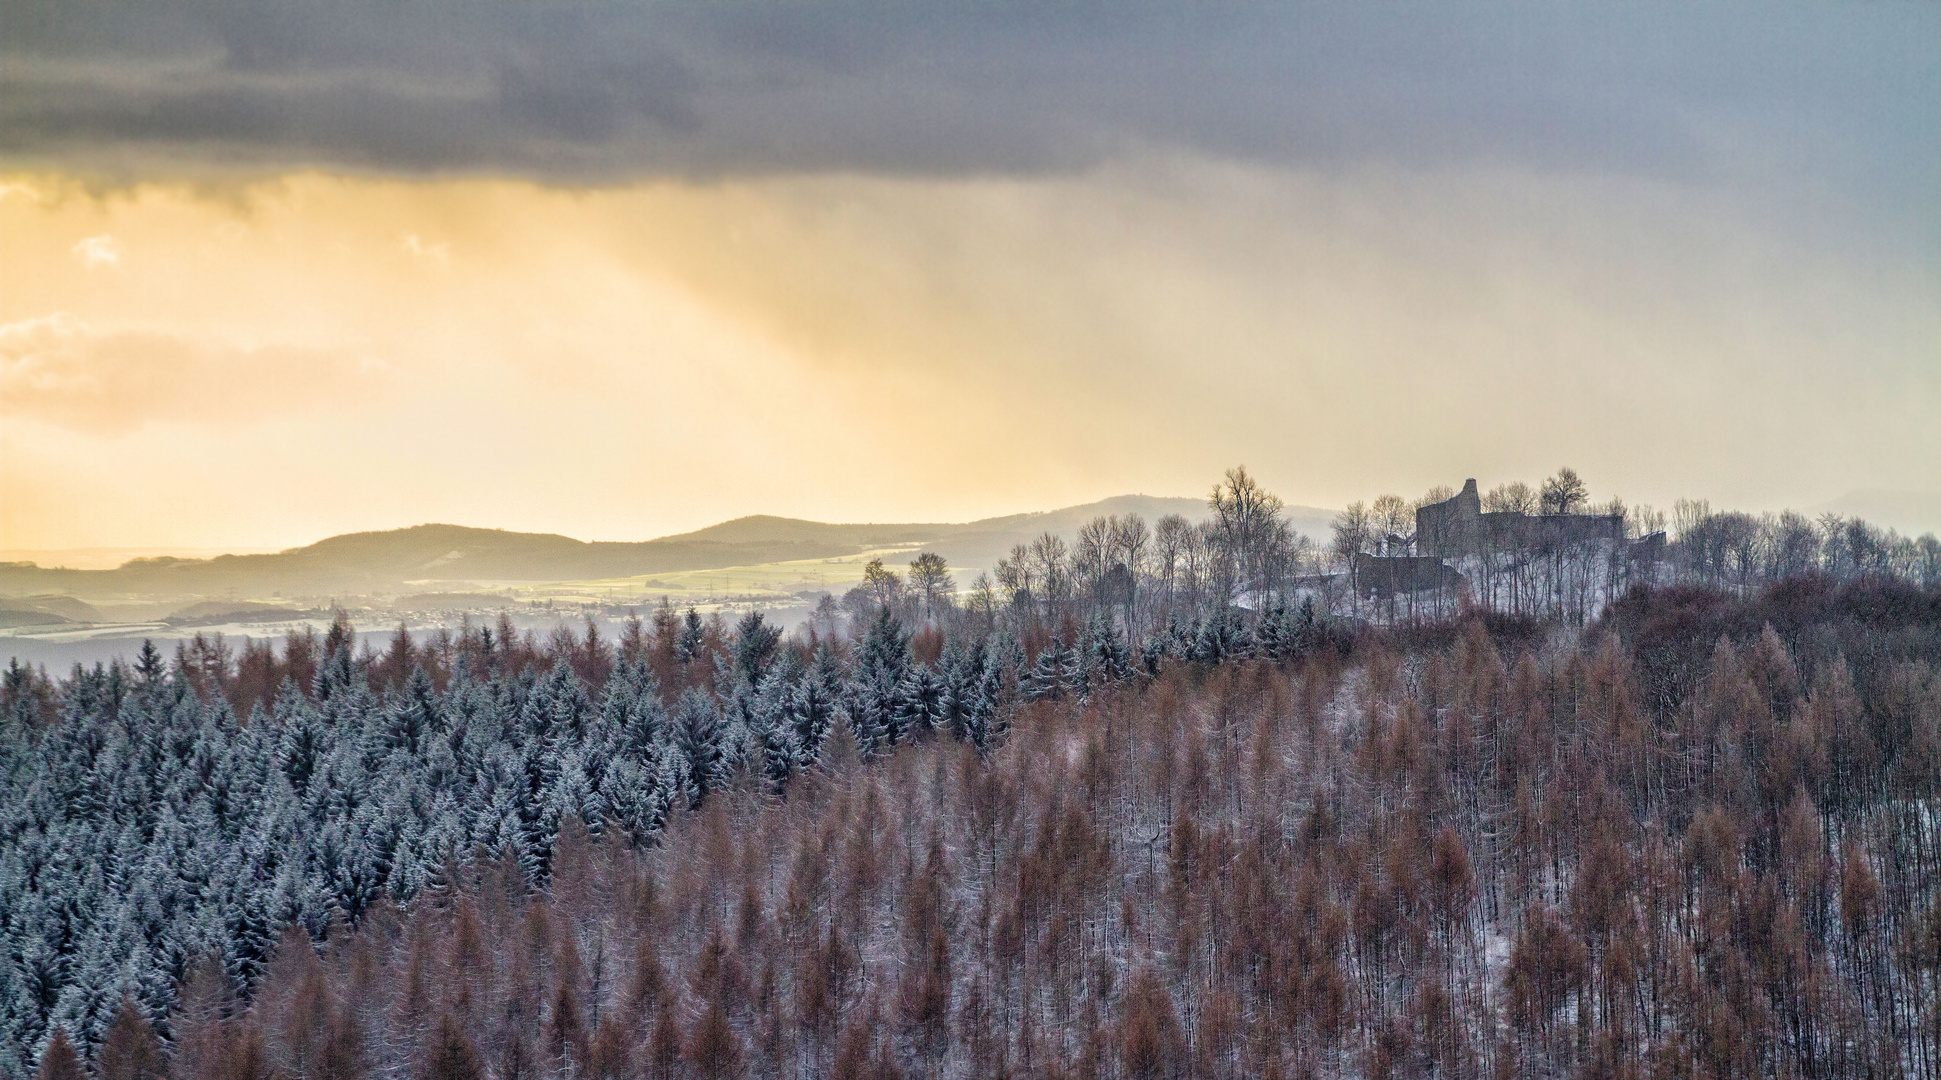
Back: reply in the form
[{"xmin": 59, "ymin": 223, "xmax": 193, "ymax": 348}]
[
  {"xmin": 0, "ymin": 494, "xmax": 1336, "ymax": 601},
  {"xmin": 0, "ymin": 596, "xmax": 103, "ymax": 629}
]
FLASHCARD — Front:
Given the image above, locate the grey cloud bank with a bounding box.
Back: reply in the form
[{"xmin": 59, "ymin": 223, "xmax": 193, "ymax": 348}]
[{"xmin": 3, "ymin": 1, "xmax": 1936, "ymax": 209}]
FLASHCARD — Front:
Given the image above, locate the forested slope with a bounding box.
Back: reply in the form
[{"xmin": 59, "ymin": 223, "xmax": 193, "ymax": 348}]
[{"xmin": 5, "ymin": 574, "xmax": 1941, "ymax": 1079}]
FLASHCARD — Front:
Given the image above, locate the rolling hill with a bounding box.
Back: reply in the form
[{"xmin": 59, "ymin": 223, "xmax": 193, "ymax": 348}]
[{"xmin": 0, "ymin": 495, "xmax": 1338, "ymax": 604}]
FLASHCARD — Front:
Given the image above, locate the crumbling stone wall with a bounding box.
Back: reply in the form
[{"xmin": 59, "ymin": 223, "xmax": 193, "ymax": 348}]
[
  {"xmin": 1353, "ymin": 552, "xmax": 1467, "ymax": 599},
  {"xmin": 1417, "ymin": 477, "xmax": 1624, "ymax": 557},
  {"xmin": 1415, "ymin": 478, "xmax": 1482, "ymax": 557}
]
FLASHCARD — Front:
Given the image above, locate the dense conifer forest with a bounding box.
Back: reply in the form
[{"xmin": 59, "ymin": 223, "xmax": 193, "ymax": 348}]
[{"xmin": 5, "ymin": 470, "xmax": 1941, "ymax": 1079}]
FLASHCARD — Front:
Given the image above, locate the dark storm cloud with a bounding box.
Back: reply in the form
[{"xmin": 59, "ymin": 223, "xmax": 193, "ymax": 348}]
[{"xmin": 1, "ymin": 1, "xmax": 1936, "ymax": 196}]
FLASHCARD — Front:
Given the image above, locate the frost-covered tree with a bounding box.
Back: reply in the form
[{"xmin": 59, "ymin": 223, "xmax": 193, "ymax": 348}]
[
  {"xmin": 674, "ymin": 689, "xmax": 724, "ymax": 809},
  {"xmin": 895, "ymin": 664, "xmax": 948, "ymax": 738},
  {"xmin": 850, "ymin": 610, "xmax": 911, "ymax": 752},
  {"xmin": 791, "ymin": 648, "xmax": 841, "ymax": 768},
  {"xmin": 734, "ymin": 612, "xmax": 782, "ymax": 687},
  {"xmin": 1023, "ymin": 637, "xmax": 1070, "ymax": 702}
]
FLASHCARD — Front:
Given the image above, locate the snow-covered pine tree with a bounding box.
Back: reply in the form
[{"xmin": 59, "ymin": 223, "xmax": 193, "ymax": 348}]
[
  {"xmin": 674, "ymin": 608, "xmax": 707, "ymax": 665},
  {"xmin": 310, "ymin": 639, "xmax": 356, "ymax": 703},
  {"xmin": 619, "ymin": 664, "xmax": 669, "ymax": 756},
  {"xmin": 1292, "ymin": 595, "xmax": 1320, "ymax": 656},
  {"xmin": 938, "ymin": 640, "xmax": 976, "ymax": 742},
  {"xmin": 844, "ymin": 690, "xmax": 889, "ymax": 760},
  {"xmin": 599, "ymin": 749, "xmax": 672, "ymax": 845},
  {"xmin": 942, "ymin": 640, "xmax": 1001, "ymax": 752},
  {"xmin": 550, "ymin": 750, "xmax": 603, "ymax": 840},
  {"xmin": 674, "ymin": 689, "xmax": 724, "ymax": 810},
  {"xmin": 895, "ymin": 663, "xmax": 948, "ymax": 738},
  {"xmin": 713, "ymin": 653, "xmax": 760, "ymax": 782},
  {"xmin": 1167, "ymin": 616, "xmax": 1195, "ymax": 660},
  {"xmin": 747, "ymin": 667, "xmax": 799, "ymax": 792},
  {"xmin": 387, "ymin": 664, "xmax": 440, "ymax": 754},
  {"xmin": 1023, "ymin": 637, "xmax": 1069, "ymax": 702},
  {"xmin": 1063, "ymin": 630, "xmax": 1093, "ymax": 701},
  {"xmin": 791, "ymin": 649, "xmax": 840, "ymax": 768},
  {"xmin": 734, "ymin": 611, "xmax": 783, "ymax": 687},
  {"xmin": 132, "ymin": 640, "xmax": 167, "ymax": 693},
  {"xmin": 1254, "ymin": 601, "xmax": 1288, "ymax": 661},
  {"xmin": 1191, "ymin": 610, "xmax": 1246, "ymax": 664},
  {"xmin": 758, "ymin": 714, "xmax": 797, "ymax": 794},
  {"xmin": 853, "ymin": 609, "xmax": 911, "ymax": 751},
  {"xmin": 1079, "ymin": 611, "xmax": 1132, "ymax": 691},
  {"xmin": 1140, "ymin": 636, "xmax": 1167, "ymax": 678}
]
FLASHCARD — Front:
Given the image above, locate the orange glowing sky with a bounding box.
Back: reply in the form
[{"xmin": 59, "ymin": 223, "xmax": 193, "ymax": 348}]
[{"xmin": 3, "ymin": 6, "xmax": 1936, "ymax": 550}]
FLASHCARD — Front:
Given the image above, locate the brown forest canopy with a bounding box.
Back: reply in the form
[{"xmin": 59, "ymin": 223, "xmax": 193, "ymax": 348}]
[
  {"xmin": 154, "ymin": 586, "xmax": 1941, "ymax": 1080},
  {"xmin": 7, "ymin": 574, "xmax": 1941, "ymax": 1079}
]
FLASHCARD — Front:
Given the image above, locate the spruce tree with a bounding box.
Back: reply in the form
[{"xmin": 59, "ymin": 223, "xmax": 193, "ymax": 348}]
[
  {"xmin": 674, "ymin": 690, "xmax": 724, "ymax": 810},
  {"xmin": 844, "ymin": 696, "xmax": 888, "ymax": 760},
  {"xmin": 734, "ymin": 612, "xmax": 783, "ymax": 687},
  {"xmin": 550, "ymin": 752, "xmax": 602, "ymax": 839},
  {"xmin": 624, "ymin": 668, "xmax": 669, "ymax": 755},
  {"xmin": 853, "ymin": 609, "xmax": 910, "ymax": 750},
  {"xmin": 600, "ymin": 753, "xmax": 671, "ymax": 844},
  {"xmin": 132, "ymin": 642, "xmax": 167, "ymax": 692},
  {"xmin": 759, "ymin": 716, "xmax": 797, "ymax": 794},
  {"xmin": 675, "ymin": 609, "xmax": 707, "ymax": 665},
  {"xmin": 1140, "ymin": 636, "xmax": 1166, "ymax": 678},
  {"xmin": 1257, "ymin": 601, "xmax": 1292, "ymax": 661},
  {"xmin": 939, "ymin": 641, "xmax": 978, "ymax": 743},
  {"xmin": 791, "ymin": 652, "xmax": 839, "ymax": 767},
  {"xmin": 1024, "ymin": 637, "xmax": 1069, "ymax": 702},
  {"xmin": 1063, "ymin": 633, "xmax": 1092, "ymax": 701},
  {"xmin": 895, "ymin": 664, "xmax": 947, "ymax": 738}
]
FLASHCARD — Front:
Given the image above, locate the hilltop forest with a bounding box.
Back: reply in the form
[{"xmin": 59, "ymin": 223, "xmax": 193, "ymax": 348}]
[{"xmin": 5, "ymin": 468, "xmax": 1941, "ymax": 1080}]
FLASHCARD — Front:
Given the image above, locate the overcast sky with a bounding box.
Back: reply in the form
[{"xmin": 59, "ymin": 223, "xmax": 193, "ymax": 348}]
[{"xmin": 2, "ymin": 2, "xmax": 1936, "ymax": 548}]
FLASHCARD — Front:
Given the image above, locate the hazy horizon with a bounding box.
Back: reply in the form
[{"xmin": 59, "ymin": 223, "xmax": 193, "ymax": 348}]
[
  {"xmin": 5, "ymin": 483, "xmax": 1941, "ymax": 568},
  {"xmin": 0, "ymin": 491, "xmax": 1231, "ymax": 564}
]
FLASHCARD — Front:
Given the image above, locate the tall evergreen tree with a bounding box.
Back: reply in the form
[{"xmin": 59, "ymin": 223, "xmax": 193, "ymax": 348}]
[
  {"xmin": 895, "ymin": 664, "xmax": 948, "ymax": 739},
  {"xmin": 1024, "ymin": 637, "xmax": 1070, "ymax": 702},
  {"xmin": 852, "ymin": 610, "xmax": 910, "ymax": 752},
  {"xmin": 674, "ymin": 690, "xmax": 724, "ymax": 810},
  {"xmin": 734, "ymin": 612, "xmax": 783, "ymax": 687},
  {"xmin": 674, "ymin": 609, "xmax": 707, "ymax": 665},
  {"xmin": 791, "ymin": 651, "xmax": 840, "ymax": 767}
]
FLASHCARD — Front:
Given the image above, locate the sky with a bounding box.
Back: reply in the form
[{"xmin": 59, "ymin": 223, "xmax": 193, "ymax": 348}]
[{"xmin": 2, "ymin": 2, "xmax": 1937, "ymax": 550}]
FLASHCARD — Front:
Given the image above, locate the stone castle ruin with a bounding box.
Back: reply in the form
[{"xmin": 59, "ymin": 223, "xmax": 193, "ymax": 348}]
[
  {"xmin": 1356, "ymin": 478, "xmax": 1660, "ymax": 603},
  {"xmin": 1414, "ymin": 477, "xmax": 1626, "ymax": 559}
]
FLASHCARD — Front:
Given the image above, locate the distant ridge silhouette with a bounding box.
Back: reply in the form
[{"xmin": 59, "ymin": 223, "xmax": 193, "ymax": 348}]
[{"xmin": 0, "ymin": 496, "xmax": 1339, "ymax": 599}]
